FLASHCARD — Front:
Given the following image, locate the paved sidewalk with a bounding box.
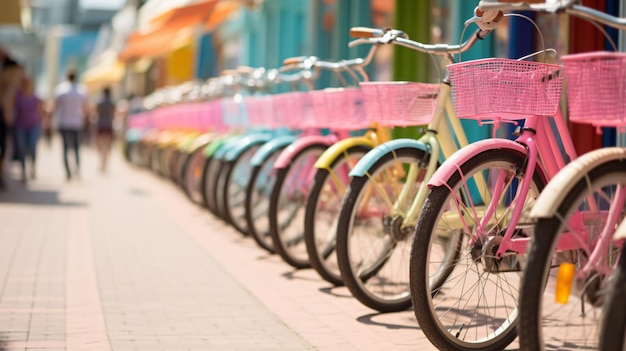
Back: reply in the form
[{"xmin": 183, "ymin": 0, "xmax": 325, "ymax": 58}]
[{"xmin": 0, "ymin": 137, "xmax": 453, "ymax": 350}]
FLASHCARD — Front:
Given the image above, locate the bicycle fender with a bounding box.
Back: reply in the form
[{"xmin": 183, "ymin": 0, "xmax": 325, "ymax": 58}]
[
  {"xmin": 203, "ymin": 137, "xmax": 226, "ymax": 158},
  {"xmin": 224, "ymin": 133, "xmax": 273, "ymax": 162},
  {"xmin": 531, "ymin": 147, "xmax": 626, "ymax": 219},
  {"xmin": 250, "ymin": 135, "xmax": 298, "ymax": 166},
  {"xmin": 213, "ymin": 135, "xmax": 244, "ymax": 159},
  {"xmin": 349, "ymin": 139, "xmax": 430, "ymax": 177},
  {"xmin": 427, "ymin": 139, "xmax": 527, "ymax": 187},
  {"xmin": 313, "ymin": 136, "xmax": 376, "ymax": 170},
  {"xmin": 186, "ymin": 133, "xmax": 214, "ymax": 153},
  {"xmin": 274, "ymin": 135, "xmax": 336, "ymax": 169}
]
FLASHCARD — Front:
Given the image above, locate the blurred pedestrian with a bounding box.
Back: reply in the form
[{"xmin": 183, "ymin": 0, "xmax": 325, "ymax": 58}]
[
  {"xmin": 51, "ymin": 70, "xmax": 89, "ymax": 181},
  {"xmin": 13, "ymin": 76, "xmax": 43, "ymax": 182},
  {"xmin": 95, "ymin": 86, "xmax": 116, "ymax": 173},
  {"xmin": 0, "ymin": 47, "xmax": 22, "ymax": 188}
]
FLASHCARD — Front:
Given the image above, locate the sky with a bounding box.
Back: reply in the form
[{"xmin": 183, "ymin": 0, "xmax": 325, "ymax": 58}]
[{"xmin": 79, "ymin": 0, "xmax": 126, "ymax": 10}]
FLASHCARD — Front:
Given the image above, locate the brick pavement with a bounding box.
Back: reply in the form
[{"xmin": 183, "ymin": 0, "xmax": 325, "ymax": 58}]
[{"xmin": 0, "ymin": 137, "xmax": 520, "ymax": 350}]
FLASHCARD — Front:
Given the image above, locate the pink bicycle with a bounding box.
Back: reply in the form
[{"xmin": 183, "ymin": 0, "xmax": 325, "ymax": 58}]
[{"xmin": 408, "ymin": 6, "xmax": 576, "ymax": 350}]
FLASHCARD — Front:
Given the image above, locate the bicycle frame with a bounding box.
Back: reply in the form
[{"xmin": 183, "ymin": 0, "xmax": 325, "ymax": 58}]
[
  {"xmin": 429, "ymin": 107, "xmax": 580, "ymax": 258},
  {"xmin": 349, "ymin": 82, "xmax": 488, "ymax": 229},
  {"xmin": 313, "ymin": 125, "xmax": 389, "ymax": 194},
  {"xmin": 531, "ymin": 147, "xmax": 626, "ymax": 277}
]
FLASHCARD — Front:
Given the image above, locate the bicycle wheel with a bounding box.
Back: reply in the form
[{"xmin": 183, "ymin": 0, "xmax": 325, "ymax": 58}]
[
  {"xmin": 149, "ymin": 145, "xmax": 162, "ymax": 174},
  {"xmin": 202, "ymin": 156, "xmax": 223, "ymax": 216},
  {"xmin": 222, "ymin": 144, "xmax": 262, "ymax": 235},
  {"xmin": 519, "ymin": 159, "xmax": 626, "ymax": 351},
  {"xmin": 269, "ymin": 144, "xmax": 328, "ymax": 269},
  {"xmin": 335, "ymin": 147, "xmax": 428, "ymax": 312},
  {"xmin": 215, "ymin": 159, "xmax": 232, "ymax": 222},
  {"xmin": 245, "ymin": 147, "xmax": 286, "ymax": 254},
  {"xmin": 410, "ymin": 148, "xmax": 546, "ymax": 351},
  {"xmin": 159, "ymin": 145, "xmax": 175, "ymax": 179},
  {"xmin": 305, "ymin": 145, "xmax": 371, "ymax": 286},
  {"xmin": 184, "ymin": 147, "xmax": 210, "ymax": 205},
  {"xmin": 599, "ymin": 236, "xmax": 626, "ymax": 351}
]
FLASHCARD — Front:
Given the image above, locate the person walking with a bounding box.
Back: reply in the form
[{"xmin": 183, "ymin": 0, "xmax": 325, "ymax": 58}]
[
  {"xmin": 0, "ymin": 48, "xmax": 22, "ymax": 188},
  {"xmin": 13, "ymin": 76, "xmax": 43, "ymax": 182},
  {"xmin": 52, "ymin": 70, "xmax": 89, "ymax": 181},
  {"xmin": 95, "ymin": 86, "xmax": 116, "ymax": 173}
]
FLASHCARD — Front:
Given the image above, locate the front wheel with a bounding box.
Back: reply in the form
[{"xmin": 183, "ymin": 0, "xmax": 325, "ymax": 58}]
[
  {"xmin": 519, "ymin": 159, "xmax": 626, "ymax": 351},
  {"xmin": 336, "ymin": 147, "xmax": 430, "ymax": 312},
  {"xmin": 183, "ymin": 146, "xmax": 210, "ymax": 205},
  {"xmin": 269, "ymin": 144, "xmax": 328, "ymax": 269},
  {"xmin": 305, "ymin": 145, "xmax": 371, "ymax": 286},
  {"xmin": 245, "ymin": 146, "xmax": 286, "ymax": 254},
  {"xmin": 600, "ymin": 235, "xmax": 626, "ymax": 351},
  {"xmin": 410, "ymin": 148, "xmax": 546, "ymax": 351},
  {"xmin": 222, "ymin": 144, "xmax": 262, "ymax": 235}
]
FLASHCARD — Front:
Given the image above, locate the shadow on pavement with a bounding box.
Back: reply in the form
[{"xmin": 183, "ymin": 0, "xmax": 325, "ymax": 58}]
[
  {"xmin": 318, "ymin": 286, "xmax": 353, "ymax": 298},
  {"xmin": 356, "ymin": 312, "xmax": 420, "ymax": 330},
  {"xmin": 0, "ymin": 178, "xmax": 88, "ymax": 207}
]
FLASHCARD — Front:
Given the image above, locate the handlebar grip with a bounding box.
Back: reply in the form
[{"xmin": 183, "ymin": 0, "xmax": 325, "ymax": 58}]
[
  {"xmin": 236, "ymin": 66, "xmax": 255, "ymax": 74},
  {"xmin": 349, "ymin": 27, "xmax": 383, "ymax": 38},
  {"xmin": 221, "ymin": 69, "xmax": 239, "ymax": 76},
  {"xmin": 283, "ymin": 56, "xmax": 307, "ymax": 66}
]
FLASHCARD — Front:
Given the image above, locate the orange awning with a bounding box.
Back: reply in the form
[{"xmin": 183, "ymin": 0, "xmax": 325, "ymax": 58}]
[{"xmin": 120, "ymin": 0, "xmax": 228, "ymax": 61}]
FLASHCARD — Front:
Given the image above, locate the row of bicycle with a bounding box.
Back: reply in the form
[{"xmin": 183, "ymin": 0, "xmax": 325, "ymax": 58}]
[{"xmin": 125, "ymin": 1, "xmax": 626, "ymax": 350}]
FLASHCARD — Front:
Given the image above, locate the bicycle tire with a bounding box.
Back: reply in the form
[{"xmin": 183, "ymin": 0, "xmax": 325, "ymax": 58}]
[
  {"xmin": 159, "ymin": 145, "xmax": 175, "ymax": 179},
  {"xmin": 599, "ymin": 241, "xmax": 626, "ymax": 351},
  {"xmin": 184, "ymin": 147, "xmax": 210, "ymax": 205},
  {"xmin": 269, "ymin": 144, "xmax": 328, "ymax": 269},
  {"xmin": 202, "ymin": 156, "xmax": 223, "ymax": 216},
  {"xmin": 410, "ymin": 148, "xmax": 546, "ymax": 351},
  {"xmin": 149, "ymin": 145, "xmax": 162, "ymax": 174},
  {"xmin": 336, "ymin": 147, "xmax": 429, "ymax": 312},
  {"xmin": 519, "ymin": 159, "xmax": 626, "ymax": 351},
  {"xmin": 215, "ymin": 159, "xmax": 232, "ymax": 222},
  {"xmin": 305, "ymin": 145, "xmax": 371, "ymax": 286},
  {"xmin": 222, "ymin": 144, "xmax": 262, "ymax": 235},
  {"xmin": 245, "ymin": 146, "xmax": 286, "ymax": 254}
]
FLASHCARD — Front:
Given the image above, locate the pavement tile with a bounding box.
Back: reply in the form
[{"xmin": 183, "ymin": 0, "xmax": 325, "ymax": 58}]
[{"xmin": 0, "ymin": 138, "xmax": 445, "ymax": 350}]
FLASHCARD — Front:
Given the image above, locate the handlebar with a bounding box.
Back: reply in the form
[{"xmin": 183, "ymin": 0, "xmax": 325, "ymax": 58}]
[
  {"xmin": 348, "ymin": 27, "xmax": 491, "ymax": 64},
  {"xmin": 475, "ymin": 0, "xmax": 626, "ymax": 31}
]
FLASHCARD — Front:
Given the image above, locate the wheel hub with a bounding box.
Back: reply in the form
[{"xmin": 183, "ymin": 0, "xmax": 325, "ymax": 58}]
[
  {"xmin": 481, "ymin": 236, "xmax": 522, "ymax": 273},
  {"xmin": 579, "ymin": 272, "xmax": 608, "ymax": 308},
  {"xmin": 382, "ymin": 215, "xmax": 412, "ymax": 242}
]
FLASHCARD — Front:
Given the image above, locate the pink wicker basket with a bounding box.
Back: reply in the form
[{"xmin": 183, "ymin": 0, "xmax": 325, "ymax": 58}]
[
  {"xmin": 562, "ymin": 51, "xmax": 626, "ymax": 128},
  {"xmin": 221, "ymin": 96, "xmax": 246, "ymax": 127},
  {"xmin": 245, "ymin": 95, "xmax": 274, "ymax": 128},
  {"xmin": 310, "ymin": 88, "xmax": 368, "ymax": 130},
  {"xmin": 272, "ymin": 91, "xmax": 312, "ymax": 129},
  {"xmin": 361, "ymin": 82, "xmax": 439, "ymax": 127},
  {"xmin": 448, "ymin": 58, "xmax": 564, "ymax": 120}
]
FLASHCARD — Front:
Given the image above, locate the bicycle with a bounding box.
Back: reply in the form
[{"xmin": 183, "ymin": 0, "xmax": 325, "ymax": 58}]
[
  {"xmin": 480, "ymin": 2, "xmax": 626, "ymax": 349},
  {"xmin": 265, "ymin": 57, "xmax": 377, "ymax": 268},
  {"xmin": 600, "ymin": 218, "xmax": 626, "ymax": 351},
  {"xmin": 407, "ymin": 5, "xmax": 573, "ymax": 349},
  {"xmin": 334, "ymin": 27, "xmax": 494, "ymax": 313},
  {"xmin": 304, "ymin": 29, "xmax": 443, "ymax": 286}
]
